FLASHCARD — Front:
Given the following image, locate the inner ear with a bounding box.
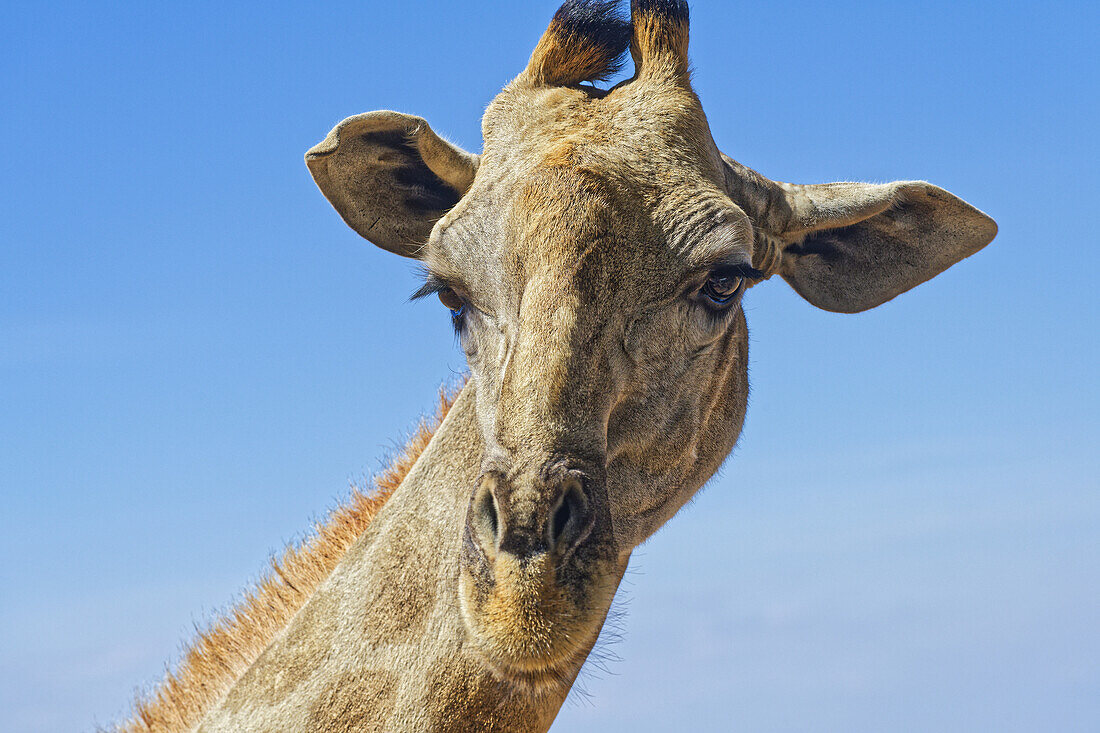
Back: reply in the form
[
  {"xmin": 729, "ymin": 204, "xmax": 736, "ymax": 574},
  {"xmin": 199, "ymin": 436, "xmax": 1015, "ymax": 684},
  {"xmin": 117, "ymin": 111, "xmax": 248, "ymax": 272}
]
[
  {"xmin": 306, "ymin": 111, "xmax": 479, "ymax": 259},
  {"xmin": 369, "ymin": 129, "xmax": 465, "ymax": 214}
]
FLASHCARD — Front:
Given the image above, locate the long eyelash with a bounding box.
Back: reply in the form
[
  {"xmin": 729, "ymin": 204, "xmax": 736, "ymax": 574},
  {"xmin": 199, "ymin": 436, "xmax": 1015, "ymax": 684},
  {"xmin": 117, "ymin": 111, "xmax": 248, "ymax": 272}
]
[
  {"xmin": 410, "ymin": 272, "xmax": 449, "ymax": 302},
  {"xmin": 713, "ymin": 262, "xmax": 767, "ymax": 283}
]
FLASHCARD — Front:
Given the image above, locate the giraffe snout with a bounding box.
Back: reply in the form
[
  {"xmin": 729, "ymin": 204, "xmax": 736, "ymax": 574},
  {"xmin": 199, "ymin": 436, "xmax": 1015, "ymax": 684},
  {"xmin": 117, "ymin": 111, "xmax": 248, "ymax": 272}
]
[
  {"xmin": 465, "ymin": 469, "xmax": 594, "ymax": 567},
  {"xmin": 457, "ymin": 463, "xmax": 621, "ymax": 685}
]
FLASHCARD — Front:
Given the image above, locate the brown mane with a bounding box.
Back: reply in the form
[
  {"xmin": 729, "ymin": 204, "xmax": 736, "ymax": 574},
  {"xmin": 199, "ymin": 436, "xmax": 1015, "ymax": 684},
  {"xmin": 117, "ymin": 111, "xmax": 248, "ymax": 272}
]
[{"xmin": 119, "ymin": 389, "xmax": 458, "ymax": 732}]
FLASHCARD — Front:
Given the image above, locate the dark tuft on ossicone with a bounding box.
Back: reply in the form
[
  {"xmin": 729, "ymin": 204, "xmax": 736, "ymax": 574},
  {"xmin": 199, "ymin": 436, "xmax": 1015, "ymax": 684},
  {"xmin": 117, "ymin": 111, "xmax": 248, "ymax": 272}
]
[
  {"xmin": 554, "ymin": 0, "xmax": 633, "ymax": 63},
  {"xmin": 631, "ymin": 0, "xmax": 690, "ymax": 22},
  {"xmin": 528, "ymin": 0, "xmax": 632, "ymax": 85}
]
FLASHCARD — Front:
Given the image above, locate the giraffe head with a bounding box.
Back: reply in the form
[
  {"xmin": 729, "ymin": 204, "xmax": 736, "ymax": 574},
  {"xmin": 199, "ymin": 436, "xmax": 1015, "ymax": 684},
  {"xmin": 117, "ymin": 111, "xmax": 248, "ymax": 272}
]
[{"xmin": 306, "ymin": 0, "xmax": 995, "ymax": 695}]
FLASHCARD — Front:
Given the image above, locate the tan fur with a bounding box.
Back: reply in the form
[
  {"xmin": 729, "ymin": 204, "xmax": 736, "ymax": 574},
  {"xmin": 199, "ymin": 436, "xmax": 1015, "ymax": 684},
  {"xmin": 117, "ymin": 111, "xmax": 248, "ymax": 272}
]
[
  {"xmin": 632, "ymin": 9, "xmax": 690, "ymax": 76},
  {"xmin": 118, "ymin": 390, "xmax": 457, "ymax": 733}
]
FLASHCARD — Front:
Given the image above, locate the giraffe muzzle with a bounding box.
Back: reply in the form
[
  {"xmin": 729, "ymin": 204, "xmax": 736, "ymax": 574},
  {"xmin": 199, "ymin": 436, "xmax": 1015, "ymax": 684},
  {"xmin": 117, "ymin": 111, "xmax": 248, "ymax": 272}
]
[{"xmin": 457, "ymin": 465, "xmax": 620, "ymax": 686}]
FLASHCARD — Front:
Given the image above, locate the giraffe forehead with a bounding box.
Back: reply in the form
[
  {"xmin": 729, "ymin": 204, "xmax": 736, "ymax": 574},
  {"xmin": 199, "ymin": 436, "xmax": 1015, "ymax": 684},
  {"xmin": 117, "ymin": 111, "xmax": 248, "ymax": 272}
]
[
  {"xmin": 480, "ymin": 82, "xmax": 708, "ymax": 192},
  {"xmin": 501, "ymin": 170, "xmax": 680, "ymax": 292},
  {"xmin": 471, "ymin": 85, "xmax": 725, "ymax": 278}
]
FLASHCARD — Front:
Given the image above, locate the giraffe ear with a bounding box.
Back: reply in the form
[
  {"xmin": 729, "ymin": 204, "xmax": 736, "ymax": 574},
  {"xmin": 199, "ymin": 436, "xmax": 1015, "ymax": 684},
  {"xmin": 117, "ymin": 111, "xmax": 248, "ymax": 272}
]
[
  {"xmin": 722, "ymin": 156, "xmax": 997, "ymax": 313},
  {"xmin": 306, "ymin": 111, "xmax": 479, "ymax": 258}
]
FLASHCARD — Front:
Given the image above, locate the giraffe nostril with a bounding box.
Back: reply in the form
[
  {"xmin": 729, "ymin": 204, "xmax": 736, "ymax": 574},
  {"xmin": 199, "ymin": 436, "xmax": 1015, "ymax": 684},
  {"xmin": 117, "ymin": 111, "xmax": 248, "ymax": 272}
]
[
  {"xmin": 469, "ymin": 479, "xmax": 501, "ymax": 559},
  {"xmin": 552, "ymin": 497, "xmax": 572, "ymax": 542},
  {"xmin": 480, "ymin": 486, "xmax": 499, "ymax": 541},
  {"xmin": 549, "ymin": 479, "xmax": 588, "ymax": 552}
]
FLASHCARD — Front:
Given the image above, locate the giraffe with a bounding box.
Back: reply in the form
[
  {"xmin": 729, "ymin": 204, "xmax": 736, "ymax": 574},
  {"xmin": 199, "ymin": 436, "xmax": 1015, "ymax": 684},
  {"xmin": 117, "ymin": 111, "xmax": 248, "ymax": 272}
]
[{"xmin": 119, "ymin": 0, "xmax": 997, "ymax": 730}]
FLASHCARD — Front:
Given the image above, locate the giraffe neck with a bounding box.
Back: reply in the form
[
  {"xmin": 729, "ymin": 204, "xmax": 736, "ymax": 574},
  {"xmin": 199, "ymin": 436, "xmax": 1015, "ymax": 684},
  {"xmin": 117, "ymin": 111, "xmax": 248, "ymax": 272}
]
[{"xmin": 196, "ymin": 385, "xmax": 617, "ymax": 732}]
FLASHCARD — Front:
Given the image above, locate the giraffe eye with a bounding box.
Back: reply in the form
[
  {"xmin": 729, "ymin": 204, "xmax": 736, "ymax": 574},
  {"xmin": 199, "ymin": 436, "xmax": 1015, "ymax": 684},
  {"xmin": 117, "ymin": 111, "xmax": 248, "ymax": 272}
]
[
  {"xmin": 437, "ymin": 288, "xmax": 465, "ymax": 316},
  {"xmin": 700, "ymin": 272, "xmax": 744, "ymax": 306}
]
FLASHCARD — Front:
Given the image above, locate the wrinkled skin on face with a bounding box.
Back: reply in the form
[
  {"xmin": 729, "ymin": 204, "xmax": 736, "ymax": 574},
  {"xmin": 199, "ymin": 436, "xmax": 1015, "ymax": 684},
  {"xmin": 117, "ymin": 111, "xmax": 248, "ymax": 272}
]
[
  {"xmin": 428, "ymin": 76, "xmax": 755, "ymax": 686},
  {"xmin": 306, "ymin": 0, "xmax": 996, "ymax": 697}
]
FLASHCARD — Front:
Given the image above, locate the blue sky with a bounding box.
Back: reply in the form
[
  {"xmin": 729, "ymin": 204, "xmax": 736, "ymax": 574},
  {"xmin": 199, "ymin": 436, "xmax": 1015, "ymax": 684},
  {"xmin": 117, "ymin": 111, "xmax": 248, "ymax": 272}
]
[{"xmin": 1, "ymin": 1, "xmax": 1096, "ymax": 730}]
